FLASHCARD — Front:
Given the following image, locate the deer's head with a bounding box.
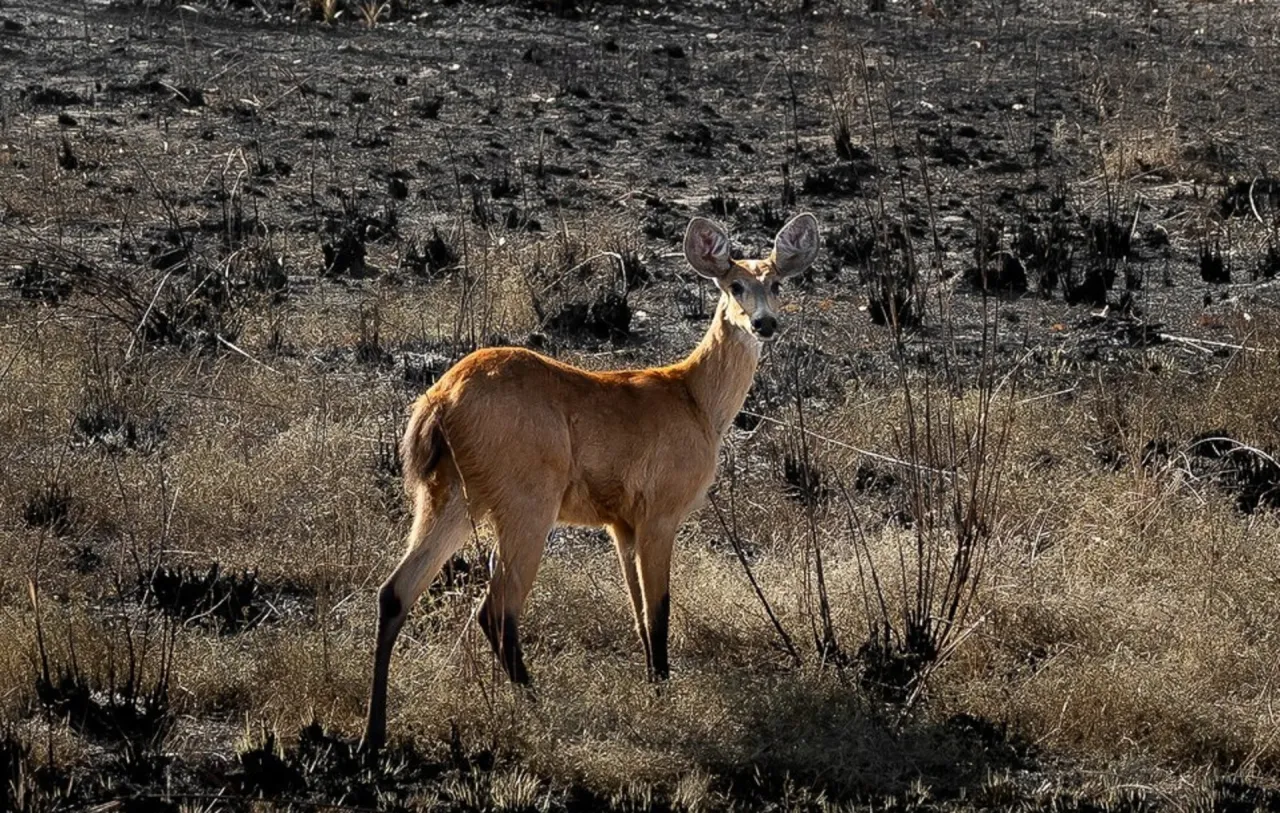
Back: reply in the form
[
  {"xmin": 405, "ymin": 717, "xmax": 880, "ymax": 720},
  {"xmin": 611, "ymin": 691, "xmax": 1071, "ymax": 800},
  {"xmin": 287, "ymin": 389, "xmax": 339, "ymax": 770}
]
[{"xmin": 683, "ymin": 213, "xmax": 821, "ymax": 341}]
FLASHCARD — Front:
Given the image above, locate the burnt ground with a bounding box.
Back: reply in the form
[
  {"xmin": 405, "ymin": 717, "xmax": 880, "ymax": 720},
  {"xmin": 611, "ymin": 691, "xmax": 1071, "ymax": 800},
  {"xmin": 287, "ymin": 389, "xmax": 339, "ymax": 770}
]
[
  {"xmin": 4, "ymin": 0, "xmax": 1279, "ymax": 365},
  {"xmin": 3, "ymin": 0, "xmax": 1280, "ymax": 810}
]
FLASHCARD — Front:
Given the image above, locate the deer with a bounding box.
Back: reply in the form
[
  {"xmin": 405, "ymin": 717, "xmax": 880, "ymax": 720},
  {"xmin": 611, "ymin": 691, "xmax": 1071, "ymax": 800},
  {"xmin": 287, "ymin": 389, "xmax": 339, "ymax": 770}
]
[{"xmin": 361, "ymin": 212, "xmax": 821, "ymax": 751}]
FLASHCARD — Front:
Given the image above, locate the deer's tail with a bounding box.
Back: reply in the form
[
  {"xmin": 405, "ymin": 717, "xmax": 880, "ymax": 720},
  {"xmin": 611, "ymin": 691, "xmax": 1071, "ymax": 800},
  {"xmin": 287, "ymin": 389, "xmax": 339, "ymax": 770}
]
[{"xmin": 400, "ymin": 397, "xmax": 449, "ymax": 496}]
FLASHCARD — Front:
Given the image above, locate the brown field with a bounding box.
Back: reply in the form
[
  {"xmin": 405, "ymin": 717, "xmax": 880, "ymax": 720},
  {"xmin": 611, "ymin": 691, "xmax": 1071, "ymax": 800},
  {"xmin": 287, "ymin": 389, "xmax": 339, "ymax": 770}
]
[{"xmin": 2, "ymin": 0, "xmax": 1280, "ymax": 809}]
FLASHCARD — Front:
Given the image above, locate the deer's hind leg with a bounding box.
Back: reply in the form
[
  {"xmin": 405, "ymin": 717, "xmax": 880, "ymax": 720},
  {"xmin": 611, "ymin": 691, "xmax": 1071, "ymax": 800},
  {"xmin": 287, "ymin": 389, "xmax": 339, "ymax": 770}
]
[
  {"xmin": 363, "ymin": 477, "xmax": 470, "ymax": 751},
  {"xmin": 478, "ymin": 498, "xmax": 557, "ymax": 685}
]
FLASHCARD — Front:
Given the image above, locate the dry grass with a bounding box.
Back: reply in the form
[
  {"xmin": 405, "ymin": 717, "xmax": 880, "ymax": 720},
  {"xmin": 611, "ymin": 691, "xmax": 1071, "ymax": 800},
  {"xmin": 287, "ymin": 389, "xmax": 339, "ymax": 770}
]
[{"xmin": 6, "ymin": 276, "xmax": 1280, "ymax": 808}]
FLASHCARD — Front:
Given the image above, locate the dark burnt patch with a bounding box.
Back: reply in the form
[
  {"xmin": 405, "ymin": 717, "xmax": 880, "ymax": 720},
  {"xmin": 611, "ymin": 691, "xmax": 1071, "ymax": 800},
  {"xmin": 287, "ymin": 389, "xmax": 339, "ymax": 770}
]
[
  {"xmin": 1084, "ymin": 212, "xmax": 1133, "ymax": 263},
  {"xmin": 1185, "ymin": 430, "xmax": 1280, "ymax": 514},
  {"xmin": 12, "ymin": 259, "xmax": 73, "ymax": 305},
  {"xmin": 1062, "ymin": 259, "xmax": 1116, "ymax": 307},
  {"xmin": 2, "ymin": 728, "xmax": 66, "ymax": 811},
  {"xmin": 24, "ymin": 84, "xmax": 84, "ymax": 107},
  {"xmin": 36, "ymin": 667, "xmax": 171, "ymax": 752},
  {"xmin": 1140, "ymin": 437, "xmax": 1176, "ymax": 470},
  {"xmin": 1014, "ymin": 215, "xmax": 1073, "ymax": 296},
  {"xmin": 142, "ymin": 564, "xmax": 313, "ymax": 633},
  {"xmin": 801, "ymin": 156, "xmax": 875, "ymax": 197},
  {"xmin": 543, "ymin": 291, "xmax": 631, "ymax": 344},
  {"xmin": 747, "ymin": 341, "xmax": 847, "ymax": 426},
  {"xmin": 32, "ymin": 631, "xmax": 176, "ymax": 794},
  {"xmin": 943, "ymin": 713, "xmax": 1037, "ymax": 772},
  {"xmin": 781, "ymin": 451, "xmax": 830, "ymax": 508},
  {"xmin": 353, "ymin": 306, "xmax": 392, "ymax": 367},
  {"xmin": 1199, "ymin": 240, "xmax": 1229, "ymax": 284},
  {"xmin": 856, "ymin": 620, "xmax": 936, "ymax": 705},
  {"xmin": 825, "ymin": 220, "xmax": 876, "ymax": 277},
  {"xmin": 664, "ymin": 122, "xmax": 717, "ymax": 157},
  {"xmin": 705, "ymin": 193, "xmax": 739, "ymax": 219},
  {"xmin": 401, "ymin": 227, "xmax": 461, "ymax": 280},
  {"xmin": 967, "ymin": 224, "xmax": 1028, "ymax": 294},
  {"xmin": 853, "ymin": 463, "xmax": 899, "ymax": 496},
  {"xmin": 1214, "ymin": 776, "xmax": 1280, "ymax": 810},
  {"xmin": 321, "ymin": 218, "xmax": 370, "ymax": 279},
  {"xmin": 1219, "ymin": 177, "xmax": 1280, "ymax": 218},
  {"xmin": 43, "ymin": 247, "xmax": 280, "ymax": 352},
  {"xmin": 233, "ymin": 719, "xmax": 470, "ymax": 808},
  {"xmin": 21, "ymin": 482, "xmax": 75, "ymax": 537},
  {"xmin": 64, "ymin": 538, "xmax": 104, "ymax": 575},
  {"xmin": 860, "ymin": 221, "xmax": 922, "ymax": 329},
  {"xmin": 72, "ymin": 402, "xmax": 167, "ymax": 456},
  {"xmin": 618, "ymin": 248, "xmax": 651, "ymax": 291}
]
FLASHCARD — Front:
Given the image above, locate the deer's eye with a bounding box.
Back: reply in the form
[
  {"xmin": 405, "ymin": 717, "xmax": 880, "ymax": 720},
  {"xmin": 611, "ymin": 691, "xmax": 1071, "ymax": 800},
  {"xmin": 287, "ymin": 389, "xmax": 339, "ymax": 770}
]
[
  {"xmin": 770, "ymin": 280, "xmax": 782, "ymax": 296},
  {"xmin": 729, "ymin": 281, "xmax": 745, "ymax": 296}
]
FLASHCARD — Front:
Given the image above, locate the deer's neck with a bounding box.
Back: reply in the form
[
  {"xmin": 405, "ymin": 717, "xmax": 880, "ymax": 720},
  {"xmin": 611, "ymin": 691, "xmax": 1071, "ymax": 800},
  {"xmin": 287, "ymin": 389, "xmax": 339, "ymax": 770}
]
[{"xmin": 679, "ymin": 297, "xmax": 761, "ymax": 438}]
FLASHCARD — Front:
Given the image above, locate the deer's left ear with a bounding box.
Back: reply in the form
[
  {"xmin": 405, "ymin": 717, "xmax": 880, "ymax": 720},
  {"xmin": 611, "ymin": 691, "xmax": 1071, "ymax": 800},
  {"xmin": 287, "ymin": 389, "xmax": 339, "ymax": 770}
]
[{"xmin": 772, "ymin": 213, "xmax": 820, "ymax": 278}]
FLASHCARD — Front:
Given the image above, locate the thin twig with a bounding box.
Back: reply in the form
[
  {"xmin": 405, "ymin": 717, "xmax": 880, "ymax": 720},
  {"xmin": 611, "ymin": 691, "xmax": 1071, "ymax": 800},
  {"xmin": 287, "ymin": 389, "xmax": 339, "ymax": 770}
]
[
  {"xmin": 1018, "ymin": 386, "xmax": 1078, "ymax": 405},
  {"xmin": 736, "ymin": 408, "xmax": 951, "ymax": 475},
  {"xmin": 1157, "ymin": 333, "xmax": 1266, "ymax": 353},
  {"xmin": 706, "ymin": 491, "xmax": 800, "ymax": 667},
  {"xmin": 216, "ymin": 334, "xmax": 282, "ymax": 375},
  {"xmin": 126, "ymin": 270, "xmax": 175, "ymax": 360},
  {"xmin": 1187, "ymin": 436, "xmax": 1280, "ymax": 467},
  {"xmin": 1249, "ymin": 176, "xmax": 1266, "ymax": 227}
]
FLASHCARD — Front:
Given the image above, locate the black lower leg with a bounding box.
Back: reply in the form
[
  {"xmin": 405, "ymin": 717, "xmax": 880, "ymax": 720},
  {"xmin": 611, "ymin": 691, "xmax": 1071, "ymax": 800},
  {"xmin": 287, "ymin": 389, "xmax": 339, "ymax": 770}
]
[
  {"xmin": 378, "ymin": 586, "xmax": 404, "ymax": 634},
  {"xmin": 648, "ymin": 592, "xmax": 670, "ymax": 681},
  {"xmin": 499, "ymin": 613, "xmax": 529, "ymax": 684},
  {"xmin": 479, "ymin": 600, "xmax": 530, "ymax": 685},
  {"xmin": 363, "ymin": 586, "xmax": 406, "ymax": 751},
  {"xmin": 478, "ymin": 599, "xmax": 501, "ymax": 653}
]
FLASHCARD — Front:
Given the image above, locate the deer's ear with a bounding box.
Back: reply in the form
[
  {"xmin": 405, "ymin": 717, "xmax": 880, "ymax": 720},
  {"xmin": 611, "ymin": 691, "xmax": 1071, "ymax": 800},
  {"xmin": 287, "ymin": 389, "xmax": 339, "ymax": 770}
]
[
  {"xmin": 684, "ymin": 217, "xmax": 733, "ymax": 280},
  {"xmin": 773, "ymin": 213, "xmax": 820, "ymax": 278}
]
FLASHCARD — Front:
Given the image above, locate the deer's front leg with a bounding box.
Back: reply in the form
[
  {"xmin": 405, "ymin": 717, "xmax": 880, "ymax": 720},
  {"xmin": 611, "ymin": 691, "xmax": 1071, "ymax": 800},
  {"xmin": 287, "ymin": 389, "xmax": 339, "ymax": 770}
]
[{"xmin": 635, "ymin": 523, "xmax": 677, "ymax": 681}]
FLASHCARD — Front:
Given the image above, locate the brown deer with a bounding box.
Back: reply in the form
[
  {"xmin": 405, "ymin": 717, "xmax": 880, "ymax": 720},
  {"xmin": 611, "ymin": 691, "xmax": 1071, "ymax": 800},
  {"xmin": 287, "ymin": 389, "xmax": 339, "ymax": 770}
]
[{"xmin": 362, "ymin": 213, "xmax": 820, "ymax": 750}]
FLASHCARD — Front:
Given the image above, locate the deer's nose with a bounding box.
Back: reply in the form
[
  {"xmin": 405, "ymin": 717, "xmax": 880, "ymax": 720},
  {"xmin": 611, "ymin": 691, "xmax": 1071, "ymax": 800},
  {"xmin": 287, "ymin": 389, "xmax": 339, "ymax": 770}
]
[{"xmin": 752, "ymin": 315, "xmax": 777, "ymax": 338}]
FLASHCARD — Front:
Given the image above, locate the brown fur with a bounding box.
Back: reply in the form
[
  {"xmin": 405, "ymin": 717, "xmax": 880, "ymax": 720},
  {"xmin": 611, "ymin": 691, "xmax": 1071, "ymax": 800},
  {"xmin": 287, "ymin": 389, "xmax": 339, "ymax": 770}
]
[
  {"xmin": 361, "ymin": 213, "xmax": 820, "ymax": 751},
  {"xmin": 417, "ymin": 316, "xmax": 756, "ymax": 529}
]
